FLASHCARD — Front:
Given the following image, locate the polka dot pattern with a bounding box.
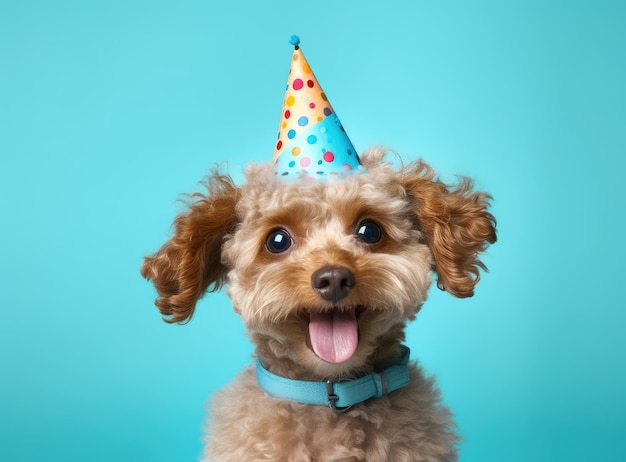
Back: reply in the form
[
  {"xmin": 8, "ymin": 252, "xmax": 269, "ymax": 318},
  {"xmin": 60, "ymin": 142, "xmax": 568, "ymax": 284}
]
[
  {"xmin": 273, "ymin": 47, "xmax": 336, "ymax": 161},
  {"xmin": 274, "ymin": 113, "xmax": 361, "ymax": 177},
  {"xmin": 273, "ymin": 40, "xmax": 362, "ymax": 179}
]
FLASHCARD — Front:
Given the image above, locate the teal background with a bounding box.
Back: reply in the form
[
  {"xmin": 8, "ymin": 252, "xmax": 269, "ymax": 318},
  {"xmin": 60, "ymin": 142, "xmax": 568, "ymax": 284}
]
[{"xmin": 1, "ymin": 1, "xmax": 624, "ymax": 460}]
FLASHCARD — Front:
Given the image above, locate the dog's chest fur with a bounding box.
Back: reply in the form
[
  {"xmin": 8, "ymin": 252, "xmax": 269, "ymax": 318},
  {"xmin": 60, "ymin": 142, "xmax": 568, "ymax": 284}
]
[{"xmin": 203, "ymin": 363, "xmax": 458, "ymax": 462}]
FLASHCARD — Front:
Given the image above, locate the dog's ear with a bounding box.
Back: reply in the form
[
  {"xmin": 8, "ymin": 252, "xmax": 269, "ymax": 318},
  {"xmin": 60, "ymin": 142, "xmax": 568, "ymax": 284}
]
[
  {"xmin": 141, "ymin": 172, "xmax": 240, "ymax": 323},
  {"xmin": 401, "ymin": 161, "xmax": 497, "ymax": 298}
]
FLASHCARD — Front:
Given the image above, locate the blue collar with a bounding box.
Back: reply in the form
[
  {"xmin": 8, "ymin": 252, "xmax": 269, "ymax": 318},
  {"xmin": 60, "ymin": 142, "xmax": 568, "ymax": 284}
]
[{"xmin": 255, "ymin": 345, "xmax": 411, "ymax": 410}]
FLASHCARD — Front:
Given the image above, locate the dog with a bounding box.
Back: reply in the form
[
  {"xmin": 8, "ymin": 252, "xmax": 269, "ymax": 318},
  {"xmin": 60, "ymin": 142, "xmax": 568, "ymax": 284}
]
[{"xmin": 141, "ymin": 146, "xmax": 496, "ymax": 461}]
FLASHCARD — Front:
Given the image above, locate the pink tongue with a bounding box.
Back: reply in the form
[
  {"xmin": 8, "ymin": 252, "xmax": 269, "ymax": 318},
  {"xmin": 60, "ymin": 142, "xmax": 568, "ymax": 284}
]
[{"xmin": 308, "ymin": 309, "xmax": 358, "ymax": 363}]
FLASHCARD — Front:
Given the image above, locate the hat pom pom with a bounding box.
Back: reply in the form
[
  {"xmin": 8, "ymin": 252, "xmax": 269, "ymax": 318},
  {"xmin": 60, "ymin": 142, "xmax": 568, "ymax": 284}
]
[{"xmin": 289, "ymin": 35, "xmax": 300, "ymax": 48}]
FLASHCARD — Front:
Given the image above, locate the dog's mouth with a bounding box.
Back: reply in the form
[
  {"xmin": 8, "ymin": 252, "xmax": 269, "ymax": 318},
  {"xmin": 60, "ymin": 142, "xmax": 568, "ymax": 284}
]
[{"xmin": 306, "ymin": 306, "xmax": 365, "ymax": 364}]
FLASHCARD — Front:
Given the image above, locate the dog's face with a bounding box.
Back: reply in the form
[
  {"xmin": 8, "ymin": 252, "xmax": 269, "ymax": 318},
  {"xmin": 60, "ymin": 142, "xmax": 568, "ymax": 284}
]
[
  {"xmin": 142, "ymin": 148, "xmax": 496, "ymax": 379},
  {"xmin": 223, "ymin": 161, "xmax": 433, "ymax": 377}
]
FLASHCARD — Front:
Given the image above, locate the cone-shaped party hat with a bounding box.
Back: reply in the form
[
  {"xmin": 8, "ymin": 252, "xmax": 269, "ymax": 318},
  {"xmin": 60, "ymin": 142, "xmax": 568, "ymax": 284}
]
[{"xmin": 273, "ymin": 35, "xmax": 362, "ymax": 178}]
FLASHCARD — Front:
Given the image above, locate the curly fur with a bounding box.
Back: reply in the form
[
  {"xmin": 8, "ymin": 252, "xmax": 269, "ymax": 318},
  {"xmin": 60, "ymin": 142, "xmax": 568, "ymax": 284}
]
[{"xmin": 142, "ymin": 147, "xmax": 496, "ymax": 461}]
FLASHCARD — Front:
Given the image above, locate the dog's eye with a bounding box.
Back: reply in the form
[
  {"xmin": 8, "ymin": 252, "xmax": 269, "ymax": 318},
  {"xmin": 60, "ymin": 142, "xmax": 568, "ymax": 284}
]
[
  {"xmin": 266, "ymin": 229, "xmax": 293, "ymax": 254},
  {"xmin": 355, "ymin": 220, "xmax": 382, "ymax": 244}
]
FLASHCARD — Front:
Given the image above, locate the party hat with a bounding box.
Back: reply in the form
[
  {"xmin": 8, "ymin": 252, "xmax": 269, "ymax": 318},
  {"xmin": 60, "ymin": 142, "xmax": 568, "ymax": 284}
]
[{"xmin": 273, "ymin": 35, "xmax": 362, "ymax": 178}]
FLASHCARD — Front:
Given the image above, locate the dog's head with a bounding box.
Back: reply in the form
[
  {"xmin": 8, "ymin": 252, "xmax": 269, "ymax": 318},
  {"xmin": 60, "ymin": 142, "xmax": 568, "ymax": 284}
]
[{"xmin": 142, "ymin": 148, "xmax": 496, "ymax": 379}]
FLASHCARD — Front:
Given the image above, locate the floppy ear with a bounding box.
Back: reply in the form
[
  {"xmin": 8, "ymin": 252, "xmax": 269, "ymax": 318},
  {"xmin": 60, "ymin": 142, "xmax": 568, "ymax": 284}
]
[
  {"xmin": 401, "ymin": 161, "xmax": 497, "ymax": 298},
  {"xmin": 141, "ymin": 172, "xmax": 240, "ymax": 323}
]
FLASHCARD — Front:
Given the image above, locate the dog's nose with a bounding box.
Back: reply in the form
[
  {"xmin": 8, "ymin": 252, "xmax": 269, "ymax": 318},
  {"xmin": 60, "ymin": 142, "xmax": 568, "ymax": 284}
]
[{"xmin": 311, "ymin": 266, "xmax": 355, "ymax": 303}]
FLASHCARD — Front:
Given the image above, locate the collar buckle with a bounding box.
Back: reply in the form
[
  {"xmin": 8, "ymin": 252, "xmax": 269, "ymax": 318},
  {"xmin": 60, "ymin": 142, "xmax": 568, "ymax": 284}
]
[{"xmin": 326, "ymin": 381, "xmax": 352, "ymax": 412}]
